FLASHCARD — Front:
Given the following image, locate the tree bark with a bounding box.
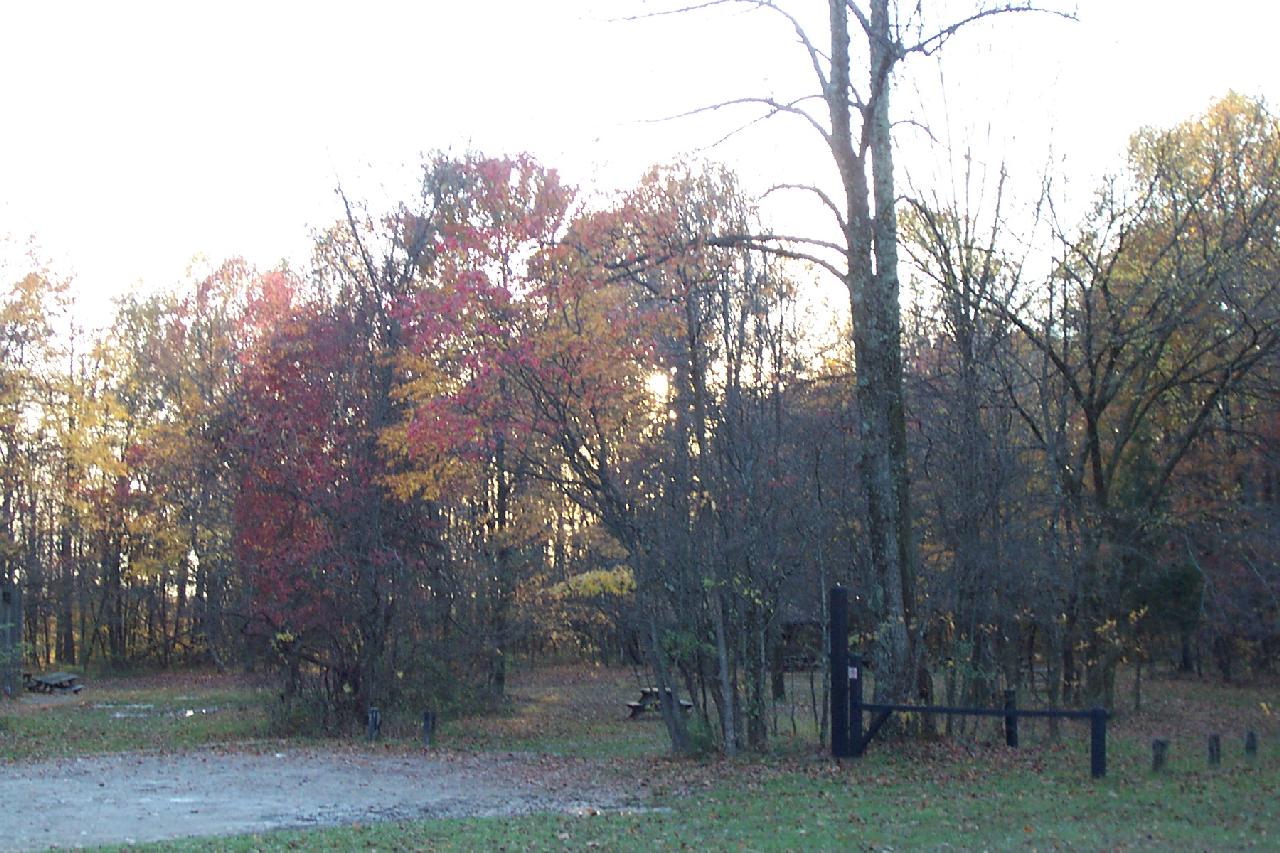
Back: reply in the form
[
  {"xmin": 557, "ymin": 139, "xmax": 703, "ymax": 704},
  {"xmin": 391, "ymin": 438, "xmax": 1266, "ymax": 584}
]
[{"xmin": 823, "ymin": 0, "xmax": 916, "ymax": 701}]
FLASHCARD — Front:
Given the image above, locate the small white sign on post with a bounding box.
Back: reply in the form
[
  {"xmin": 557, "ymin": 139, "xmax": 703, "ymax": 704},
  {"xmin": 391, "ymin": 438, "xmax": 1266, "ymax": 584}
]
[{"xmin": 848, "ymin": 665, "xmax": 858, "ymax": 680}]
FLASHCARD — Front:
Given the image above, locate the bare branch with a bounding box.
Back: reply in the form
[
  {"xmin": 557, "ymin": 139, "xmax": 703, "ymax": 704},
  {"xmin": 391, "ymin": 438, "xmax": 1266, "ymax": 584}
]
[
  {"xmin": 652, "ymin": 96, "xmax": 832, "ymax": 147},
  {"xmin": 706, "ymin": 233, "xmax": 846, "ymax": 279},
  {"xmin": 747, "ymin": 0, "xmax": 834, "ymax": 92},
  {"xmin": 336, "ymin": 186, "xmax": 382, "ymax": 291},
  {"xmin": 715, "ymin": 231, "xmax": 847, "ymax": 255},
  {"xmin": 621, "ymin": 0, "xmax": 834, "ymax": 91},
  {"xmin": 761, "ymin": 182, "xmax": 848, "ymax": 233},
  {"xmin": 906, "ymin": 3, "xmax": 1076, "ymax": 58},
  {"xmin": 604, "ymin": 229, "xmax": 847, "ymax": 284},
  {"xmin": 892, "ymin": 116, "xmax": 940, "ymax": 145},
  {"xmin": 615, "ymin": 0, "xmax": 742, "ymax": 21},
  {"xmin": 846, "ymin": 1, "xmax": 873, "ymax": 39}
]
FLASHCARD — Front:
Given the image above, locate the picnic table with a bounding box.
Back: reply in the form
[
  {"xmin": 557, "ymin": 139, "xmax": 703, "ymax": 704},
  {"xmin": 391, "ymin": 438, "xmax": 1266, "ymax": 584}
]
[
  {"xmin": 626, "ymin": 687, "xmax": 693, "ymax": 718},
  {"xmin": 23, "ymin": 671, "xmax": 83, "ymax": 694}
]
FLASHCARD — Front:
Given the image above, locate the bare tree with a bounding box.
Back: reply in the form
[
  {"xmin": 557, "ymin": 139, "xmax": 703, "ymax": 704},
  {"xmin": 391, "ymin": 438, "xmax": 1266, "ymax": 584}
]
[
  {"xmin": 908, "ymin": 94, "xmax": 1280, "ymax": 706},
  {"xmin": 657, "ymin": 0, "xmax": 1070, "ymax": 701}
]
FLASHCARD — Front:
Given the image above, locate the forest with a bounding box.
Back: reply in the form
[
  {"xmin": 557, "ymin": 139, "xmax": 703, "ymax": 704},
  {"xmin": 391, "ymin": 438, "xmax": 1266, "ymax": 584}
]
[{"xmin": 1, "ymin": 8, "xmax": 1277, "ymax": 761}]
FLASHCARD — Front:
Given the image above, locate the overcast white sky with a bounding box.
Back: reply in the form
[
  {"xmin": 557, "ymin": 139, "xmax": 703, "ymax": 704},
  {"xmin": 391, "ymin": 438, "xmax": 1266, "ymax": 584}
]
[{"xmin": 1, "ymin": 0, "xmax": 1277, "ymax": 324}]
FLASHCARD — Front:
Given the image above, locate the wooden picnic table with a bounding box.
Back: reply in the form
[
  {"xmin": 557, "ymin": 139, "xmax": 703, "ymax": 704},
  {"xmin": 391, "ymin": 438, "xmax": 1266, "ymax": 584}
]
[
  {"xmin": 23, "ymin": 671, "xmax": 83, "ymax": 694},
  {"xmin": 626, "ymin": 687, "xmax": 693, "ymax": 718}
]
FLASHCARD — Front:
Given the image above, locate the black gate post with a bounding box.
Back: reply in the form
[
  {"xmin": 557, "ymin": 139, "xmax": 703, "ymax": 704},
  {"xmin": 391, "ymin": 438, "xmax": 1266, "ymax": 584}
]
[
  {"xmin": 850, "ymin": 653, "xmax": 865, "ymax": 756},
  {"xmin": 830, "ymin": 586, "xmax": 850, "ymax": 758},
  {"xmin": 1003, "ymin": 689, "xmax": 1018, "ymax": 748},
  {"xmin": 1090, "ymin": 706, "xmax": 1107, "ymax": 778}
]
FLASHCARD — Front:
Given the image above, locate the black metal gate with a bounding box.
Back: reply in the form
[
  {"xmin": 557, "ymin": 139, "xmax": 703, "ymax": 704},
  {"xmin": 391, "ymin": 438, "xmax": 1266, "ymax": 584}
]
[{"xmin": 828, "ymin": 586, "xmax": 1108, "ymax": 778}]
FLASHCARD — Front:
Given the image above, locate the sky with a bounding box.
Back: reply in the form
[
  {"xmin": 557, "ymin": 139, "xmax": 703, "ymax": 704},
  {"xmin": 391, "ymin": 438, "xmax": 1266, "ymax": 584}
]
[{"xmin": 1, "ymin": 0, "xmax": 1277, "ymax": 325}]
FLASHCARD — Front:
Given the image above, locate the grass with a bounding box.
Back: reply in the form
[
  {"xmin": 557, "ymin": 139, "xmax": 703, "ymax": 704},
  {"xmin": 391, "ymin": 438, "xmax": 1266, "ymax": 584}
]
[
  {"xmin": 7, "ymin": 662, "xmax": 1279, "ymax": 849},
  {"xmin": 135, "ymin": 739, "xmax": 1279, "ymax": 851},
  {"xmin": 414, "ymin": 663, "xmax": 672, "ymax": 759},
  {"xmin": 0, "ymin": 669, "xmax": 276, "ymax": 760}
]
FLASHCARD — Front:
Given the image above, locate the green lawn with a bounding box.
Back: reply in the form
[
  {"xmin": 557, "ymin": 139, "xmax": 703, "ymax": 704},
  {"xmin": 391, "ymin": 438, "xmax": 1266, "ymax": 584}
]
[{"xmin": 0, "ymin": 670, "xmax": 276, "ymax": 760}]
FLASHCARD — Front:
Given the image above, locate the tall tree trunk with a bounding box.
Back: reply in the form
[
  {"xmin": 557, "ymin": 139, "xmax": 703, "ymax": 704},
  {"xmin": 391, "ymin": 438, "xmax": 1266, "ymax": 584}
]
[
  {"xmin": 710, "ymin": 582, "xmax": 738, "ymax": 755},
  {"xmin": 825, "ymin": 0, "xmax": 915, "ymax": 701},
  {"xmin": 645, "ymin": 602, "xmax": 691, "ymax": 755},
  {"xmin": 56, "ymin": 521, "xmax": 74, "ymax": 665}
]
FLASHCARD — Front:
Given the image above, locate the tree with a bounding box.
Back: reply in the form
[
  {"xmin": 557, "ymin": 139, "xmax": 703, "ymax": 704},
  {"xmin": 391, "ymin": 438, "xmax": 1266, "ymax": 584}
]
[
  {"xmin": 904, "ymin": 94, "xmax": 1280, "ymax": 704},
  {"xmin": 391, "ymin": 153, "xmax": 579, "ymax": 698},
  {"xmin": 403, "ymin": 155, "xmax": 821, "ymax": 753},
  {"xmin": 899, "ymin": 166, "xmax": 1047, "ymax": 716},
  {"xmin": 0, "ymin": 268, "xmax": 64, "ymax": 678},
  {"xmin": 667, "ymin": 0, "xmax": 1069, "ymax": 701},
  {"xmin": 173, "ymin": 261, "xmax": 253, "ymax": 666}
]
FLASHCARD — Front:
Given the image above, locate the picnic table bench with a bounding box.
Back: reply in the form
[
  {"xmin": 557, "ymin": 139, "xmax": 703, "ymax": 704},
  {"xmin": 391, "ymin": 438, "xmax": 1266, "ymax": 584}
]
[
  {"xmin": 626, "ymin": 687, "xmax": 694, "ymax": 718},
  {"xmin": 23, "ymin": 671, "xmax": 83, "ymax": 694}
]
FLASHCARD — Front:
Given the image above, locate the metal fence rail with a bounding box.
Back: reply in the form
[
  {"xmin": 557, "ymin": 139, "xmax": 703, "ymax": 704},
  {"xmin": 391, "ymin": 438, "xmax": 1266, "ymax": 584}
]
[{"xmin": 829, "ymin": 586, "xmax": 1109, "ymax": 778}]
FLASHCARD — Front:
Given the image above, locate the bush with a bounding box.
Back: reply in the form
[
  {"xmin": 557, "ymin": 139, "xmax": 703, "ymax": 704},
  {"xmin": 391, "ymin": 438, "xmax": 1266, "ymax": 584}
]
[
  {"xmin": 685, "ymin": 715, "xmax": 719, "ymax": 758},
  {"xmin": 267, "ymin": 674, "xmax": 340, "ymax": 737}
]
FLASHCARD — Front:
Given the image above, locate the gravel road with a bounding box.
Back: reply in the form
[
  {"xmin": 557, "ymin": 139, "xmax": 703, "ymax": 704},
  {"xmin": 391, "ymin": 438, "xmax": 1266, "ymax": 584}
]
[{"xmin": 1, "ymin": 747, "xmax": 638, "ymax": 850}]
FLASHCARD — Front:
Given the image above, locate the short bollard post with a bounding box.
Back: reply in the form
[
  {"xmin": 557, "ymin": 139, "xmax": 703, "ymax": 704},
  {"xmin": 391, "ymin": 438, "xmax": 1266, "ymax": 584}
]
[
  {"xmin": 1245, "ymin": 731, "xmax": 1258, "ymax": 760},
  {"xmin": 367, "ymin": 706, "xmax": 381, "ymax": 741},
  {"xmin": 1152, "ymin": 738, "xmax": 1169, "ymax": 772},
  {"xmin": 1090, "ymin": 707, "xmax": 1107, "ymax": 779},
  {"xmin": 422, "ymin": 710, "xmax": 436, "ymax": 747},
  {"xmin": 1208, "ymin": 733, "xmax": 1221, "ymax": 767},
  {"xmin": 1003, "ymin": 689, "xmax": 1019, "ymax": 748}
]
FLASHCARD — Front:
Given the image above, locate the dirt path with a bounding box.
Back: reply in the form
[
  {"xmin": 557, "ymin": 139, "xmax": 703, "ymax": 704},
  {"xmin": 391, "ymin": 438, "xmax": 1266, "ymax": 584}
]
[{"xmin": 0, "ymin": 747, "xmax": 641, "ymax": 851}]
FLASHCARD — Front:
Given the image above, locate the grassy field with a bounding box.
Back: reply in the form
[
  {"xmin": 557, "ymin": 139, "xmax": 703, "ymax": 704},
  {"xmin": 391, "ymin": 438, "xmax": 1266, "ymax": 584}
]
[
  {"xmin": 4, "ymin": 663, "xmax": 1278, "ymax": 850},
  {"xmin": 0, "ymin": 670, "xmax": 276, "ymax": 760}
]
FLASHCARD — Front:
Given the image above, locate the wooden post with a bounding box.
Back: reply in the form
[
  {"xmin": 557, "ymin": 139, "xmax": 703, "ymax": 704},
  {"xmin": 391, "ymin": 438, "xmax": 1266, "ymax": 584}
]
[
  {"xmin": 1152, "ymin": 738, "xmax": 1169, "ymax": 772},
  {"xmin": 367, "ymin": 707, "xmax": 381, "ymax": 741},
  {"xmin": 1003, "ymin": 689, "xmax": 1018, "ymax": 748},
  {"xmin": 1090, "ymin": 707, "xmax": 1107, "ymax": 779},
  {"xmin": 1245, "ymin": 731, "xmax": 1258, "ymax": 760},
  {"xmin": 830, "ymin": 586, "xmax": 850, "ymax": 759},
  {"xmin": 1208, "ymin": 733, "xmax": 1221, "ymax": 767}
]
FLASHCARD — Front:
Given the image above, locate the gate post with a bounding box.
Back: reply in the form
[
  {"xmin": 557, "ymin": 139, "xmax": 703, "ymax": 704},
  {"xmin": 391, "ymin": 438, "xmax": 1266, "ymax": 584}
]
[
  {"xmin": 830, "ymin": 586, "xmax": 849, "ymax": 758},
  {"xmin": 850, "ymin": 653, "xmax": 865, "ymax": 756},
  {"xmin": 1003, "ymin": 689, "xmax": 1018, "ymax": 748},
  {"xmin": 1090, "ymin": 706, "xmax": 1107, "ymax": 778}
]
